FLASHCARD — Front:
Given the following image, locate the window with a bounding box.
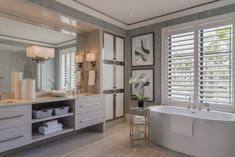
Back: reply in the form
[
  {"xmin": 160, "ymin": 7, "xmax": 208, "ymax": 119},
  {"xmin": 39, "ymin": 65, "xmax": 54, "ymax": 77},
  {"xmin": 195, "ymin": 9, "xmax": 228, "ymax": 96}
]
[
  {"xmin": 199, "ymin": 25, "xmax": 233, "ymax": 105},
  {"xmin": 60, "ymin": 47, "xmax": 77, "ymax": 90},
  {"xmin": 162, "ymin": 17, "xmax": 234, "ymax": 110}
]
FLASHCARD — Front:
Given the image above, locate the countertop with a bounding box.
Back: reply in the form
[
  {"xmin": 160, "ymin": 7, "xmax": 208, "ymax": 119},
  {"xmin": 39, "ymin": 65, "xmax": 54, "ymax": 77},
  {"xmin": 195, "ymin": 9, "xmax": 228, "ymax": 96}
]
[{"xmin": 0, "ymin": 93, "xmax": 103, "ymax": 108}]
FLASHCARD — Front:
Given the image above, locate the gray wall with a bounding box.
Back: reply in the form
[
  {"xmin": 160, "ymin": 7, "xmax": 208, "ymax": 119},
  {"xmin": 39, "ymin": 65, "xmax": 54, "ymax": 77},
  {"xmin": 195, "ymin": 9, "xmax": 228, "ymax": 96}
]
[{"xmin": 125, "ymin": 4, "xmax": 235, "ymax": 111}]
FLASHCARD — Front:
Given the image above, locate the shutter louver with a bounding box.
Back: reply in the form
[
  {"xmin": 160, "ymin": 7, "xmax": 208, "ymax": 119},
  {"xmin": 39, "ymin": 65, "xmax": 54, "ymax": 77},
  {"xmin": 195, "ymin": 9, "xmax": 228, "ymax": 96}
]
[
  {"xmin": 199, "ymin": 25, "xmax": 233, "ymax": 105},
  {"xmin": 168, "ymin": 32, "xmax": 195, "ymax": 102}
]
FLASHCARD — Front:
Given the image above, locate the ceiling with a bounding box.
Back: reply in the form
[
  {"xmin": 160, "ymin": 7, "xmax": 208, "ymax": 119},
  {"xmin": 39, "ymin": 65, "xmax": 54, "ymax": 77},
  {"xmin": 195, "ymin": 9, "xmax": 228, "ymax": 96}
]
[
  {"xmin": 55, "ymin": 0, "xmax": 234, "ymax": 29},
  {"xmin": 72, "ymin": 0, "xmax": 217, "ymax": 24}
]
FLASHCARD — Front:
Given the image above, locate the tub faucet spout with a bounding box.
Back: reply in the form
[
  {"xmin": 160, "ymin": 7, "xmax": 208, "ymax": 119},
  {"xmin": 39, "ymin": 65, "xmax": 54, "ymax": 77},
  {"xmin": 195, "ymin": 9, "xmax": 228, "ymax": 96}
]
[{"xmin": 188, "ymin": 96, "xmax": 193, "ymax": 109}]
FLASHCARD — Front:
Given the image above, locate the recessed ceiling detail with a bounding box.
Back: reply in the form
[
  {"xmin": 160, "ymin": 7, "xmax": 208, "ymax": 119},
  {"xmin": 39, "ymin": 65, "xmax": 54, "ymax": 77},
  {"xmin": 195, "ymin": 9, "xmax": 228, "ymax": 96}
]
[
  {"xmin": 55, "ymin": 0, "xmax": 234, "ymax": 29},
  {"xmin": 73, "ymin": 0, "xmax": 220, "ymax": 25}
]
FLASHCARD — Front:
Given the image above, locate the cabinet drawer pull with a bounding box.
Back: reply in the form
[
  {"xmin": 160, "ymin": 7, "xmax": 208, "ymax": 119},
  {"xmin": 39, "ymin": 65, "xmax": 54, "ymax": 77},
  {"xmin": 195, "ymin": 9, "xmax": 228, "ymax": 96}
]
[
  {"xmin": 0, "ymin": 135, "xmax": 23, "ymax": 143},
  {"xmin": 0, "ymin": 115, "xmax": 24, "ymax": 121},
  {"xmin": 80, "ymin": 103, "xmax": 100, "ymax": 108},
  {"xmin": 80, "ymin": 117, "xmax": 99, "ymax": 123}
]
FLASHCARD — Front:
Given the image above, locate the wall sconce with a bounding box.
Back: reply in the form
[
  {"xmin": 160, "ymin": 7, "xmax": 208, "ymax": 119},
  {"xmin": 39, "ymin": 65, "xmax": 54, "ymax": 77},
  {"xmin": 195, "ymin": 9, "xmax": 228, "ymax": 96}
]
[
  {"xmin": 86, "ymin": 53, "xmax": 96, "ymax": 67},
  {"xmin": 75, "ymin": 54, "xmax": 84, "ymax": 68}
]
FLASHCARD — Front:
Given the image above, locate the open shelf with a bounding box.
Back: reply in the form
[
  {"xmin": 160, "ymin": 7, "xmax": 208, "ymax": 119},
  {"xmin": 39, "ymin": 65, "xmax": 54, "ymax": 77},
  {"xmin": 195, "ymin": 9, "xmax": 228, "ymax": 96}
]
[
  {"xmin": 32, "ymin": 113, "xmax": 74, "ymax": 123},
  {"xmin": 32, "ymin": 127, "xmax": 74, "ymax": 143}
]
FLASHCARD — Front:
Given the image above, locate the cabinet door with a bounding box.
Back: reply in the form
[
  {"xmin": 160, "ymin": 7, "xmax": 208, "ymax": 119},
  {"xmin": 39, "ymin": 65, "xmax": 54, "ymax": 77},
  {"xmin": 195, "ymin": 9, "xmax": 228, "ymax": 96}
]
[
  {"xmin": 116, "ymin": 93, "xmax": 124, "ymax": 117},
  {"xmin": 115, "ymin": 65, "xmax": 124, "ymax": 89},
  {"xmin": 105, "ymin": 94, "xmax": 114, "ymax": 120},
  {"xmin": 103, "ymin": 33, "xmax": 114, "ymax": 60},
  {"xmin": 116, "ymin": 37, "xmax": 124, "ymax": 62},
  {"xmin": 102, "ymin": 64, "xmax": 114, "ymax": 90}
]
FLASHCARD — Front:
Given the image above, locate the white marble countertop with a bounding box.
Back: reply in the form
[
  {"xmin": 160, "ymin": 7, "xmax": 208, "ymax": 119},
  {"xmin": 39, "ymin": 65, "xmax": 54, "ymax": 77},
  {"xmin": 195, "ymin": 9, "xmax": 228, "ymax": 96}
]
[{"xmin": 0, "ymin": 93, "xmax": 103, "ymax": 108}]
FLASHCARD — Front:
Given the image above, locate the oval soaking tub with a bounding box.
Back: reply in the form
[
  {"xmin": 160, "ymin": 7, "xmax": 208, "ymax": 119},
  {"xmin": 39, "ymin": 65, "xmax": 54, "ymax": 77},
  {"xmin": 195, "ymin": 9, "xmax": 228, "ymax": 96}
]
[{"xmin": 149, "ymin": 106, "xmax": 235, "ymax": 157}]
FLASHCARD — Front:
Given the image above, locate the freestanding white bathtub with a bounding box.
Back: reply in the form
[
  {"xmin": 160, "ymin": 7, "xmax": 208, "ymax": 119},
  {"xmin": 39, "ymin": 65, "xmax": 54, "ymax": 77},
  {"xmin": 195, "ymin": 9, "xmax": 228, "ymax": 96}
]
[{"xmin": 149, "ymin": 106, "xmax": 235, "ymax": 157}]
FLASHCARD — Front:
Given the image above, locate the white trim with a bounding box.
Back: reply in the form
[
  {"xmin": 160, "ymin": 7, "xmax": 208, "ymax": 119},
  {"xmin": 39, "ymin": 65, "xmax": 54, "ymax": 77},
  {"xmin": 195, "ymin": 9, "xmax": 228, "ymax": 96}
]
[
  {"xmin": 56, "ymin": 0, "xmax": 235, "ymax": 30},
  {"xmin": 161, "ymin": 13, "xmax": 235, "ymax": 112}
]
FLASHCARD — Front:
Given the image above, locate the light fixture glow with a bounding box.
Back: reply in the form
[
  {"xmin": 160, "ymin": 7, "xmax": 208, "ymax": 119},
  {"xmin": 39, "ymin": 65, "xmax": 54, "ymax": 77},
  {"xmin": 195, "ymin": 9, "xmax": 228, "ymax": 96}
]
[
  {"xmin": 75, "ymin": 54, "xmax": 84, "ymax": 67},
  {"xmin": 86, "ymin": 53, "xmax": 96, "ymax": 67},
  {"xmin": 26, "ymin": 46, "xmax": 55, "ymax": 63}
]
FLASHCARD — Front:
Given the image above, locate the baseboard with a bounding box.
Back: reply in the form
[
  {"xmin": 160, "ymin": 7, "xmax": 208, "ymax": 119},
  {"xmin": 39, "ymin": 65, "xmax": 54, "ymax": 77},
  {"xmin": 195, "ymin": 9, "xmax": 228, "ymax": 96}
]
[{"xmin": 105, "ymin": 117, "xmax": 127, "ymax": 128}]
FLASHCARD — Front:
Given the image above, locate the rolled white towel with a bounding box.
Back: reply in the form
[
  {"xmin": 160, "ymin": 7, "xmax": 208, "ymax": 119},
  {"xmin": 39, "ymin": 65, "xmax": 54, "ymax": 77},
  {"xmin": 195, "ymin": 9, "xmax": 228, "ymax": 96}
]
[{"xmin": 43, "ymin": 120, "xmax": 58, "ymax": 128}]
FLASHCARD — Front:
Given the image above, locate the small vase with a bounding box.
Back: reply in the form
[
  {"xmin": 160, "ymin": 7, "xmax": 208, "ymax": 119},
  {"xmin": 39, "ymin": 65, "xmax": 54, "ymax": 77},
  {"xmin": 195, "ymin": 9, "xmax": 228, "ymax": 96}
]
[{"xmin": 138, "ymin": 100, "xmax": 144, "ymax": 108}]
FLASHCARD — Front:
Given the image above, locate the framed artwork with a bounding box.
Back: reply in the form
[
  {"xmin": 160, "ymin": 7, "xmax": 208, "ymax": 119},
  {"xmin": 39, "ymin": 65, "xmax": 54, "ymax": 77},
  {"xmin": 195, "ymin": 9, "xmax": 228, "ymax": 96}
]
[
  {"xmin": 131, "ymin": 69, "xmax": 154, "ymax": 101},
  {"xmin": 131, "ymin": 32, "xmax": 154, "ymax": 66}
]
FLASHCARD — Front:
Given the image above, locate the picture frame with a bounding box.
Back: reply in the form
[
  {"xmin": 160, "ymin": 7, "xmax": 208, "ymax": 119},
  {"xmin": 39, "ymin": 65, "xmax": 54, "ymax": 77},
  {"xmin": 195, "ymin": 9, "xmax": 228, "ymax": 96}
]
[
  {"xmin": 131, "ymin": 69, "xmax": 154, "ymax": 102},
  {"xmin": 131, "ymin": 32, "xmax": 154, "ymax": 66}
]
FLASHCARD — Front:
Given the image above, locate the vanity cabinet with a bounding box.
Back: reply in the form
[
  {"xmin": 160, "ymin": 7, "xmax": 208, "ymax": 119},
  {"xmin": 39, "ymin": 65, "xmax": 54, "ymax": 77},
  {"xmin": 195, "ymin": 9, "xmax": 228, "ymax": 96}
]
[
  {"xmin": 0, "ymin": 105, "xmax": 31, "ymax": 153},
  {"xmin": 75, "ymin": 96, "xmax": 105, "ymax": 130},
  {"xmin": 0, "ymin": 105, "xmax": 31, "ymax": 130},
  {"xmin": 0, "ymin": 125, "xmax": 31, "ymax": 153},
  {"xmin": 0, "ymin": 95, "xmax": 105, "ymax": 154}
]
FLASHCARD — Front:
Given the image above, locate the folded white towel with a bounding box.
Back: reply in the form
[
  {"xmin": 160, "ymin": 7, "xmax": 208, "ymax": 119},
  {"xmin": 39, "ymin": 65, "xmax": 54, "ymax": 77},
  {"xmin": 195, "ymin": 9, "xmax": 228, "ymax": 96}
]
[
  {"xmin": 171, "ymin": 113, "xmax": 194, "ymax": 136},
  {"xmin": 38, "ymin": 123, "xmax": 63, "ymax": 135},
  {"xmin": 43, "ymin": 120, "xmax": 58, "ymax": 128},
  {"xmin": 88, "ymin": 70, "xmax": 96, "ymax": 86},
  {"xmin": 133, "ymin": 115, "xmax": 145, "ymax": 123}
]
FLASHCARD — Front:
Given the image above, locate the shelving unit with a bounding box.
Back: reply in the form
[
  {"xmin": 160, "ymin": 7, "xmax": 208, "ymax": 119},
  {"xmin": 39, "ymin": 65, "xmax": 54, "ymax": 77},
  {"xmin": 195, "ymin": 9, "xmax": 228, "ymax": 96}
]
[
  {"xmin": 32, "ymin": 127, "xmax": 74, "ymax": 142},
  {"xmin": 130, "ymin": 106, "xmax": 149, "ymax": 147},
  {"xmin": 31, "ymin": 100, "xmax": 75, "ymax": 143},
  {"xmin": 32, "ymin": 113, "xmax": 74, "ymax": 123}
]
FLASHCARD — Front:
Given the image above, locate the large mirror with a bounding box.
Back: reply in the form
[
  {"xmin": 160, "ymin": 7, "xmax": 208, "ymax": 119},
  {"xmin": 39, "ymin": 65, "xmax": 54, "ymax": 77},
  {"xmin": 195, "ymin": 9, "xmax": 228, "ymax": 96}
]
[{"xmin": 0, "ymin": 15, "xmax": 83, "ymax": 94}]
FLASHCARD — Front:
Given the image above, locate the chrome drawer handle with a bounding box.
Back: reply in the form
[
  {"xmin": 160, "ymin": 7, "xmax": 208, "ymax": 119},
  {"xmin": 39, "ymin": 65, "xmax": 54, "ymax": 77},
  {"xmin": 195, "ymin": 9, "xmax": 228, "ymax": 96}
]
[
  {"xmin": 0, "ymin": 115, "xmax": 23, "ymax": 121},
  {"xmin": 0, "ymin": 135, "xmax": 23, "ymax": 143},
  {"xmin": 80, "ymin": 103, "xmax": 100, "ymax": 107},
  {"xmin": 80, "ymin": 117, "xmax": 99, "ymax": 123}
]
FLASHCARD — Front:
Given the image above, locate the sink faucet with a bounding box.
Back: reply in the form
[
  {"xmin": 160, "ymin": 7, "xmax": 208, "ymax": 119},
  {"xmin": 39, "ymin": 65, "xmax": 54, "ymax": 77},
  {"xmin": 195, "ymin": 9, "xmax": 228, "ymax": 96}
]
[{"xmin": 203, "ymin": 103, "xmax": 210, "ymax": 111}]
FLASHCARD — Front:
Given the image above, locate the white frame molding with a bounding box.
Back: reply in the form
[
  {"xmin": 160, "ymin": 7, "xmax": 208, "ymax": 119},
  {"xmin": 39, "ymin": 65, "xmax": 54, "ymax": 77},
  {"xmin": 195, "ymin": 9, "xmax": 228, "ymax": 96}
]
[{"xmin": 161, "ymin": 13, "xmax": 235, "ymax": 112}]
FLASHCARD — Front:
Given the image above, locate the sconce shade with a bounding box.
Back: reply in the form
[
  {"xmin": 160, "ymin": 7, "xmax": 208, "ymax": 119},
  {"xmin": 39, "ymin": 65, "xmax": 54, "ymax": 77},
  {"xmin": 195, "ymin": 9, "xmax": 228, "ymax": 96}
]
[
  {"xmin": 75, "ymin": 54, "xmax": 84, "ymax": 63},
  {"xmin": 86, "ymin": 53, "xmax": 96, "ymax": 62},
  {"xmin": 26, "ymin": 46, "xmax": 54, "ymax": 63}
]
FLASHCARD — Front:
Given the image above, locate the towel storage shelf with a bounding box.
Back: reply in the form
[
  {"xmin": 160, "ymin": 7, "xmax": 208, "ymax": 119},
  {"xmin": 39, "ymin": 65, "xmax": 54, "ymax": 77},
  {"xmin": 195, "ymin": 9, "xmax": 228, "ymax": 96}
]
[
  {"xmin": 32, "ymin": 113, "xmax": 74, "ymax": 123},
  {"xmin": 32, "ymin": 127, "xmax": 73, "ymax": 142},
  {"xmin": 130, "ymin": 106, "xmax": 149, "ymax": 147}
]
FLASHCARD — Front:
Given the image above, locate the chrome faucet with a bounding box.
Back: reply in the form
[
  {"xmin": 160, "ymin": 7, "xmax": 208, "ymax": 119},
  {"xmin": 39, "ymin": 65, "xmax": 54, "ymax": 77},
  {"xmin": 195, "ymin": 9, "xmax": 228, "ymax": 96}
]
[
  {"xmin": 188, "ymin": 96, "xmax": 193, "ymax": 109},
  {"xmin": 203, "ymin": 103, "xmax": 210, "ymax": 111}
]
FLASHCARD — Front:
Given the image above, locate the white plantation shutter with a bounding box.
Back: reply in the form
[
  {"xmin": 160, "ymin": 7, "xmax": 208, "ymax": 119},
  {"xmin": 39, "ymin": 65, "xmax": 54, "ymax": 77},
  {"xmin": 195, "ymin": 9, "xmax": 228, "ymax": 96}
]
[
  {"xmin": 168, "ymin": 31, "xmax": 195, "ymax": 102},
  {"xmin": 164, "ymin": 20, "xmax": 234, "ymax": 109},
  {"xmin": 60, "ymin": 47, "xmax": 77, "ymax": 89},
  {"xmin": 199, "ymin": 25, "xmax": 233, "ymax": 105}
]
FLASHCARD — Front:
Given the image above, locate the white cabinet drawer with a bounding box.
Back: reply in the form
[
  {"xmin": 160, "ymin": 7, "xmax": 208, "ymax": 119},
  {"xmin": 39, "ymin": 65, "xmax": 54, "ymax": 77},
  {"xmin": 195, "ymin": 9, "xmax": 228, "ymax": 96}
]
[
  {"xmin": 75, "ymin": 96, "xmax": 104, "ymax": 114},
  {"xmin": 75, "ymin": 110, "xmax": 104, "ymax": 130},
  {"xmin": 0, "ymin": 105, "xmax": 31, "ymax": 130},
  {"xmin": 0, "ymin": 125, "xmax": 31, "ymax": 153}
]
